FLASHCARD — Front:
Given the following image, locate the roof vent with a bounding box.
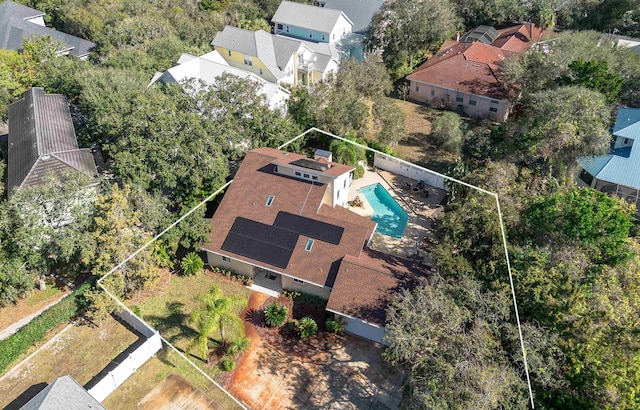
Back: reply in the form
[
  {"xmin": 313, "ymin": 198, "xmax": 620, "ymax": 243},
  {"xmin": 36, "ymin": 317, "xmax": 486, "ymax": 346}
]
[{"xmin": 314, "ymin": 149, "xmax": 332, "ymax": 162}]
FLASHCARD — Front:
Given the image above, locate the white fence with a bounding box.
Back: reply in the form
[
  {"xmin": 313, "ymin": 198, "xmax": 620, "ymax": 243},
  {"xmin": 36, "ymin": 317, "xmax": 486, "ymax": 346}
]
[
  {"xmin": 87, "ymin": 310, "xmax": 162, "ymax": 402},
  {"xmin": 374, "ymin": 153, "xmax": 448, "ymax": 190}
]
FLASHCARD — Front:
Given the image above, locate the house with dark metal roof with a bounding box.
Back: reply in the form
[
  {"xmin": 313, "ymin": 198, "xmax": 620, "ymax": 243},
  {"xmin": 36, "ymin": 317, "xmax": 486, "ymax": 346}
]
[
  {"xmin": 0, "ymin": 1, "xmax": 95, "ymax": 59},
  {"xmin": 20, "ymin": 375, "xmax": 106, "ymax": 410},
  {"xmin": 203, "ymin": 147, "xmax": 424, "ymax": 344},
  {"xmin": 579, "ymin": 108, "xmax": 640, "ymax": 211},
  {"xmin": 407, "ymin": 23, "xmax": 549, "ymax": 122},
  {"xmin": 7, "ymin": 87, "xmax": 97, "ymax": 198}
]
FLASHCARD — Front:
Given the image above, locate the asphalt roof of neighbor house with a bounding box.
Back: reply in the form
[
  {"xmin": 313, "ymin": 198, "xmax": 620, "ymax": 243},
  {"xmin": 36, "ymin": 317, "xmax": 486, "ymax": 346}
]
[
  {"xmin": 272, "ymin": 0, "xmax": 352, "ymax": 34},
  {"xmin": 204, "ymin": 147, "xmax": 375, "ymax": 287},
  {"xmin": 7, "ymin": 87, "xmax": 97, "ymax": 196},
  {"xmin": 211, "ymin": 26, "xmax": 339, "ymax": 79},
  {"xmin": 408, "ymin": 23, "xmax": 549, "ymax": 100},
  {"xmin": 318, "ymin": 0, "xmax": 383, "ymax": 33},
  {"xmin": 149, "ymin": 50, "xmax": 290, "ymax": 110},
  {"xmin": 0, "ymin": 1, "xmax": 95, "ymax": 57},
  {"xmin": 580, "ymin": 107, "xmax": 640, "ymax": 190},
  {"xmin": 20, "ymin": 375, "xmax": 106, "ymax": 410}
]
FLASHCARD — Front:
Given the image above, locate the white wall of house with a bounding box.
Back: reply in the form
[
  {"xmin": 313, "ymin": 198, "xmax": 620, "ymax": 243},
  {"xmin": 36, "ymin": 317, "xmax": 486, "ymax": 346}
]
[
  {"xmin": 329, "ymin": 311, "xmax": 387, "ymax": 345},
  {"xmin": 333, "ymin": 172, "xmax": 351, "ymax": 207},
  {"xmin": 613, "ymin": 135, "xmax": 635, "ymax": 149},
  {"xmin": 281, "ymin": 275, "xmax": 331, "ymax": 299},
  {"xmin": 408, "ymin": 80, "xmax": 510, "ymax": 122},
  {"xmin": 328, "ymin": 15, "xmax": 352, "ymax": 43},
  {"xmin": 206, "ymin": 252, "xmax": 255, "ymax": 277}
]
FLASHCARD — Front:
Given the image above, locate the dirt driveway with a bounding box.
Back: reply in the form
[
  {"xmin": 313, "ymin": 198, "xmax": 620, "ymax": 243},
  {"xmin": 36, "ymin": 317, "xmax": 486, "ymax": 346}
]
[{"xmin": 227, "ymin": 293, "xmax": 403, "ymax": 409}]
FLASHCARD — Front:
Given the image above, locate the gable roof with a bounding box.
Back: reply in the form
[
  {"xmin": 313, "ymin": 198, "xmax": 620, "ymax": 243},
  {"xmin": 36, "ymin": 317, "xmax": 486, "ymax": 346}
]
[
  {"xmin": 272, "ymin": 0, "xmax": 352, "ymax": 33},
  {"xmin": 0, "ymin": 1, "xmax": 95, "ymax": 57},
  {"xmin": 491, "ymin": 23, "xmax": 548, "ymax": 53},
  {"xmin": 327, "ymin": 251, "xmax": 423, "ymax": 326},
  {"xmin": 203, "ymin": 147, "xmax": 376, "ymax": 288},
  {"xmin": 20, "ymin": 375, "xmax": 106, "ymax": 410},
  {"xmin": 7, "ymin": 87, "xmax": 97, "ymax": 196},
  {"xmin": 580, "ymin": 108, "xmax": 640, "ymax": 190},
  {"xmin": 316, "ymin": 0, "xmax": 383, "ymax": 33},
  {"xmin": 211, "ymin": 26, "xmax": 339, "ymax": 79},
  {"xmin": 150, "ymin": 50, "xmax": 290, "ymax": 111}
]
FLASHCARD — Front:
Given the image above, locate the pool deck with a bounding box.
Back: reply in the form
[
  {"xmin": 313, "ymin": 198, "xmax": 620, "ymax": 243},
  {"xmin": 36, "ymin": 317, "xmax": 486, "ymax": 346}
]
[{"xmin": 347, "ymin": 168, "xmax": 446, "ymax": 264}]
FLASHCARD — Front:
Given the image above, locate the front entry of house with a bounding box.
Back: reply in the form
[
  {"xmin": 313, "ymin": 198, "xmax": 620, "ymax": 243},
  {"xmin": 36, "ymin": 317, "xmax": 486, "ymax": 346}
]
[{"xmin": 249, "ymin": 268, "xmax": 282, "ymax": 297}]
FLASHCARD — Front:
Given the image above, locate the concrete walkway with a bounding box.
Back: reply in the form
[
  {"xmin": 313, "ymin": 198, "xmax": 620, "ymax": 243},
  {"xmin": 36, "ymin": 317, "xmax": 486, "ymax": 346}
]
[{"xmin": 0, "ymin": 291, "xmax": 72, "ymax": 341}]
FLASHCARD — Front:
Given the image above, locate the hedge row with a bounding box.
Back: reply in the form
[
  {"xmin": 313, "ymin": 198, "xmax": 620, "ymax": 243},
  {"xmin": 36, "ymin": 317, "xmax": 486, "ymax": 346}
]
[{"xmin": 0, "ymin": 282, "xmax": 90, "ymax": 374}]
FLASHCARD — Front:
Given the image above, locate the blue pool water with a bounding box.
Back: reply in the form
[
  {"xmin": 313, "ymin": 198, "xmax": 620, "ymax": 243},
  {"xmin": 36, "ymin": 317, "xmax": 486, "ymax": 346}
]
[{"xmin": 359, "ymin": 183, "xmax": 408, "ymax": 238}]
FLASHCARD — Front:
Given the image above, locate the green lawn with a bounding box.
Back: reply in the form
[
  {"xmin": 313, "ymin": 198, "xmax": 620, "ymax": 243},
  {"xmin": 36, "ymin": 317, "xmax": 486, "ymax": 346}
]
[
  {"xmin": 103, "ymin": 347, "xmax": 242, "ymax": 409},
  {"xmin": 135, "ymin": 270, "xmax": 250, "ymax": 378},
  {"xmin": 0, "ymin": 316, "xmax": 138, "ymax": 409}
]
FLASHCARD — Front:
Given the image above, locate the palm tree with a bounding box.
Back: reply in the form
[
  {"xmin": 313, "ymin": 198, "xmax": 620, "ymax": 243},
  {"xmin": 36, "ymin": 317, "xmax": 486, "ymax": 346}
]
[
  {"xmin": 189, "ymin": 285, "xmax": 247, "ymax": 363},
  {"xmin": 329, "ymin": 131, "xmax": 367, "ymax": 168}
]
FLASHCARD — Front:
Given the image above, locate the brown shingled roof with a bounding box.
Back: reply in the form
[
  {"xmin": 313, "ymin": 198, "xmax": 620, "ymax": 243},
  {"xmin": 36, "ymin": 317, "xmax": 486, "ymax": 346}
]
[
  {"xmin": 204, "ymin": 148, "xmax": 375, "ymax": 288},
  {"xmin": 327, "ymin": 250, "xmax": 427, "ymax": 326}
]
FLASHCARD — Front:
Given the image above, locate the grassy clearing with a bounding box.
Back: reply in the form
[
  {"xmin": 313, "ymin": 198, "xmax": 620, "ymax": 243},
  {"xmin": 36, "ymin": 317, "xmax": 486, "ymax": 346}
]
[
  {"xmin": 0, "ymin": 286, "xmax": 68, "ymax": 332},
  {"xmin": 103, "ymin": 347, "xmax": 242, "ymax": 409},
  {"xmin": 392, "ymin": 99, "xmax": 460, "ymax": 174},
  {"xmin": 0, "ymin": 316, "xmax": 138, "ymax": 409},
  {"xmin": 136, "ymin": 270, "xmax": 250, "ymax": 378}
]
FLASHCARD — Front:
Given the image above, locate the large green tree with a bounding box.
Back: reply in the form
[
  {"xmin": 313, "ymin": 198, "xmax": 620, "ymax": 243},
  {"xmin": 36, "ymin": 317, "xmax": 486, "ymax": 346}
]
[{"xmin": 366, "ymin": 0, "xmax": 461, "ymax": 75}]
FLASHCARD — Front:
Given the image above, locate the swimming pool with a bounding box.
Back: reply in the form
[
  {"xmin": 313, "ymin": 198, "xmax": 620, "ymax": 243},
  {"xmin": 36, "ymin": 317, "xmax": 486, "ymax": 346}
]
[{"xmin": 359, "ymin": 183, "xmax": 408, "ymax": 238}]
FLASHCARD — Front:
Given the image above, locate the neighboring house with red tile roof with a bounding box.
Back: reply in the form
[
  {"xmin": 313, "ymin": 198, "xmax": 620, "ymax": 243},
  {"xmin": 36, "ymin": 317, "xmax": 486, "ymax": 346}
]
[
  {"xmin": 407, "ymin": 23, "xmax": 549, "ymax": 122},
  {"xmin": 202, "ymin": 147, "xmax": 426, "ymax": 344}
]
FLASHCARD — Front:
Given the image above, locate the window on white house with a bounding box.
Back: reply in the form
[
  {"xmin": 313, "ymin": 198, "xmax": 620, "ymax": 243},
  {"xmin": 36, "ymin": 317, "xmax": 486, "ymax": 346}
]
[
  {"xmin": 244, "ymin": 55, "xmax": 252, "ymax": 66},
  {"xmin": 303, "ymin": 173, "xmax": 309, "ymax": 178},
  {"xmin": 309, "ymin": 30, "xmax": 313, "ymax": 38},
  {"xmin": 295, "ymin": 171, "xmax": 302, "ymax": 176},
  {"xmin": 259, "ymin": 68, "xmax": 263, "ymax": 75},
  {"xmin": 305, "ymin": 239, "xmax": 314, "ymax": 251},
  {"xmin": 415, "ymin": 85, "xmax": 419, "ymax": 92},
  {"xmin": 489, "ymin": 100, "xmax": 499, "ymax": 113},
  {"xmin": 321, "ymin": 34, "xmax": 326, "ymax": 41},
  {"xmin": 469, "ymin": 98, "xmax": 477, "ymax": 106},
  {"xmin": 227, "ymin": 49, "xmax": 231, "ymax": 57},
  {"xmin": 456, "ymin": 92, "xmax": 464, "ymax": 102},
  {"xmin": 286, "ymin": 25, "xmax": 290, "ymax": 33},
  {"xmin": 430, "ymin": 89, "xmax": 435, "ymax": 96},
  {"xmin": 293, "ymin": 278, "xmax": 304, "ymax": 284},
  {"xmin": 312, "ymin": 175, "xmax": 319, "ymax": 181},
  {"xmin": 624, "ymin": 138, "xmax": 630, "ymax": 145},
  {"xmin": 332, "ymin": 34, "xmax": 335, "ymax": 40},
  {"xmin": 222, "ymin": 256, "xmax": 231, "ymax": 263},
  {"xmin": 277, "ymin": 24, "xmax": 283, "ymax": 30}
]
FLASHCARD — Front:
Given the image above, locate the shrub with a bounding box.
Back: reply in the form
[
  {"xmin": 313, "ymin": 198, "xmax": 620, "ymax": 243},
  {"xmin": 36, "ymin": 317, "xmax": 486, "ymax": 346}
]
[
  {"xmin": 430, "ymin": 112, "xmax": 464, "ymax": 154},
  {"xmin": 280, "ymin": 289, "xmax": 300, "ymax": 299},
  {"xmin": 130, "ymin": 305, "xmax": 142, "ymax": 317},
  {"xmin": 326, "ymin": 318, "xmax": 346, "ymax": 335},
  {"xmin": 298, "ymin": 316, "xmax": 318, "ymax": 339},
  {"xmin": 264, "ymin": 303, "xmax": 287, "ymax": 327},
  {"xmin": 180, "ymin": 252, "xmax": 203, "ymax": 276},
  {"xmin": 226, "ymin": 337, "xmax": 250, "ymax": 357},
  {"xmin": 210, "ymin": 266, "xmax": 253, "ymax": 286},
  {"xmin": 0, "ymin": 282, "xmax": 89, "ymax": 374},
  {"xmin": 220, "ymin": 356, "xmax": 236, "ymax": 371}
]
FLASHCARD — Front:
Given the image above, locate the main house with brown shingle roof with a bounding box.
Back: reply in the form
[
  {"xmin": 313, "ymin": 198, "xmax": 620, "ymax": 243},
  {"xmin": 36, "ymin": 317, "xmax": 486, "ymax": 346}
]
[
  {"xmin": 203, "ymin": 147, "xmax": 423, "ymax": 344},
  {"xmin": 407, "ymin": 23, "xmax": 548, "ymax": 122}
]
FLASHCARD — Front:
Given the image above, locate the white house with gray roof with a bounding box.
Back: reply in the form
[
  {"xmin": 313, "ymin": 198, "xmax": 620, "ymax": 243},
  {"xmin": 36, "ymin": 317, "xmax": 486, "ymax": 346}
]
[
  {"xmin": 20, "ymin": 375, "xmax": 106, "ymax": 410},
  {"xmin": 211, "ymin": 26, "xmax": 339, "ymax": 86},
  {"xmin": 0, "ymin": 1, "xmax": 94, "ymax": 59},
  {"xmin": 149, "ymin": 50, "xmax": 290, "ymax": 112},
  {"xmin": 7, "ymin": 87, "xmax": 97, "ymax": 198}
]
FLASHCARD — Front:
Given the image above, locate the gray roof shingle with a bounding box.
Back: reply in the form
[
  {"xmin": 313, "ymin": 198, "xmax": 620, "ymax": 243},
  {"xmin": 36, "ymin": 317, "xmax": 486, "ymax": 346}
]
[
  {"xmin": 0, "ymin": 1, "xmax": 95, "ymax": 57},
  {"xmin": 7, "ymin": 87, "xmax": 97, "ymax": 196},
  {"xmin": 272, "ymin": 0, "xmax": 351, "ymax": 34},
  {"xmin": 20, "ymin": 375, "xmax": 106, "ymax": 410},
  {"xmin": 318, "ymin": 0, "xmax": 383, "ymax": 33}
]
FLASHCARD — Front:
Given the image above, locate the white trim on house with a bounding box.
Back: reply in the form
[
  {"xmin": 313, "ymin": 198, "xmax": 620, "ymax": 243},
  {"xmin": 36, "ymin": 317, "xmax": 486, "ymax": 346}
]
[{"xmin": 204, "ymin": 249, "xmax": 331, "ymax": 290}]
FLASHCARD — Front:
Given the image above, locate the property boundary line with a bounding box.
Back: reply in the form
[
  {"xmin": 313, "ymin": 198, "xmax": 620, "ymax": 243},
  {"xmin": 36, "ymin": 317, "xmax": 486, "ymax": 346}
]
[{"xmin": 98, "ymin": 128, "xmax": 534, "ymax": 409}]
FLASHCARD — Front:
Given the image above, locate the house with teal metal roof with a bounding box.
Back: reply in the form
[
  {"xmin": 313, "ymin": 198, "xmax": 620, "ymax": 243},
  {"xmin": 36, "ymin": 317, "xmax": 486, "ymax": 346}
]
[{"xmin": 579, "ymin": 107, "xmax": 640, "ymax": 208}]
